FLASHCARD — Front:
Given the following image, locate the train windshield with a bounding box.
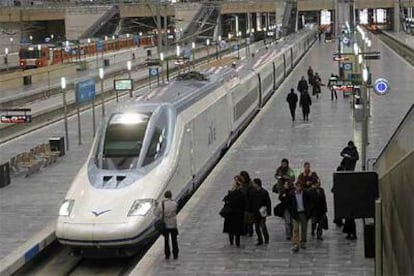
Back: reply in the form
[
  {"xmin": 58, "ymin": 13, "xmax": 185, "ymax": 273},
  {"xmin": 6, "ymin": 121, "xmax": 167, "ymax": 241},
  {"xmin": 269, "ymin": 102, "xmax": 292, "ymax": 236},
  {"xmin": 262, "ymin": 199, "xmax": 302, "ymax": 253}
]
[
  {"xmin": 95, "ymin": 108, "xmax": 170, "ymax": 171},
  {"xmin": 100, "ymin": 113, "xmax": 151, "ymax": 170},
  {"xmin": 20, "ymin": 49, "xmax": 41, "ymax": 59}
]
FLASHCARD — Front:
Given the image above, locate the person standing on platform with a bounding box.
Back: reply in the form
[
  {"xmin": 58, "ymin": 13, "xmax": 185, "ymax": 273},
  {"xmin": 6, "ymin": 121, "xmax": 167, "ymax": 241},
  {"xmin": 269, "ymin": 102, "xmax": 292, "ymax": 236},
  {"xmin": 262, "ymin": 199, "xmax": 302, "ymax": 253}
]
[
  {"xmin": 297, "ymin": 76, "xmax": 308, "ymax": 95},
  {"xmin": 340, "ymin": 140, "xmax": 359, "ymax": 171},
  {"xmin": 251, "ymin": 178, "xmax": 271, "ymax": 245},
  {"xmin": 309, "ymin": 181, "xmax": 328, "ymax": 240},
  {"xmin": 223, "ymin": 178, "xmax": 245, "ymax": 247},
  {"xmin": 287, "ymin": 182, "xmax": 311, "ymax": 252},
  {"xmin": 340, "ymin": 141, "xmax": 359, "ymax": 240},
  {"xmin": 286, "ymin": 88, "xmax": 298, "ymax": 121},
  {"xmin": 299, "ymin": 90, "xmax": 312, "ymax": 121},
  {"xmin": 239, "ymin": 171, "xmax": 255, "ymax": 237},
  {"xmin": 155, "ymin": 190, "xmax": 179, "ymax": 260}
]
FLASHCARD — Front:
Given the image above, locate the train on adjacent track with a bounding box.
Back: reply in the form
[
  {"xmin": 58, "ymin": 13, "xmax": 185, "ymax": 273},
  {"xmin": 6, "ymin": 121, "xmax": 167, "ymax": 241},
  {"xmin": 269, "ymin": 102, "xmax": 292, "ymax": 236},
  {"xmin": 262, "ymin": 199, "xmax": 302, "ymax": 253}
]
[{"xmin": 56, "ymin": 30, "xmax": 315, "ymax": 256}]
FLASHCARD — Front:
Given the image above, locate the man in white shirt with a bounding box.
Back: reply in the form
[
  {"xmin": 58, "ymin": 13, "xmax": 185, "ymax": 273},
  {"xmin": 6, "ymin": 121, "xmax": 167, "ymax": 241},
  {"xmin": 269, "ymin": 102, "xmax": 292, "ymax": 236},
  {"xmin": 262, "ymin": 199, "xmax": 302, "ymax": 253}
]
[{"xmin": 155, "ymin": 190, "xmax": 179, "ymax": 260}]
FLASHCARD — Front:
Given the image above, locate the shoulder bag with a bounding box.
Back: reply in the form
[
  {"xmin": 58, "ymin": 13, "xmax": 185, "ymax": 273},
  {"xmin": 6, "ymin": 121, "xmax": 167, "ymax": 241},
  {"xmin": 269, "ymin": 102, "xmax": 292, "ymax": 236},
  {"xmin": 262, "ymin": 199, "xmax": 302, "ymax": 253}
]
[{"xmin": 154, "ymin": 201, "xmax": 166, "ymax": 234}]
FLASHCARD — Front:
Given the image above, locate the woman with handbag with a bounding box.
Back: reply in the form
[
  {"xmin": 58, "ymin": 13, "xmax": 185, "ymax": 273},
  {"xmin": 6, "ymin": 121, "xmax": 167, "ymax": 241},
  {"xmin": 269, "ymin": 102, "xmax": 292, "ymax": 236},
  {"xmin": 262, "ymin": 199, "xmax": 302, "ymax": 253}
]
[
  {"xmin": 222, "ymin": 178, "xmax": 245, "ymax": 247},
  {"xmin": 154, "ymin": 190, "xmax": 179, "ymax": 260},
  {"xmin": 274, "ymin": 158, "xmax": 295, "ymax": 194}
]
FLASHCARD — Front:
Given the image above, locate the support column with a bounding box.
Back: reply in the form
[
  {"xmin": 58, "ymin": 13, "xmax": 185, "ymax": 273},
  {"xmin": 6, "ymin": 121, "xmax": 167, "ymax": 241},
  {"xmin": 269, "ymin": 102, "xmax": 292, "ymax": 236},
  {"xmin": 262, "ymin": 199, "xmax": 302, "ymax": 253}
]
[
  {"xmin": 394, "ymin": 1, "xmax": 401, "ymax": 32},
  {"xmin": 256, "ymin": 12, "xmax": 262, "ymax": 30},
  {"xmin": 235, "ymin": 15, "xmax": 239, "ymax": 35},
  {"xmin": 247, "ymin": 13, "xmax": 251, "ymax": 34}
]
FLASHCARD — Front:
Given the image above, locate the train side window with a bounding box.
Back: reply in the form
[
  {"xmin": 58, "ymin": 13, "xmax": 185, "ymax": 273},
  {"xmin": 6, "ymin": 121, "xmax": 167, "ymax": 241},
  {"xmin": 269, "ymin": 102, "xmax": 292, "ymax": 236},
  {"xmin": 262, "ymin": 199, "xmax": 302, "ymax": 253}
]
[{"xmin": 142, "ymin": 127, "xmax": 166, "ymax": 166}]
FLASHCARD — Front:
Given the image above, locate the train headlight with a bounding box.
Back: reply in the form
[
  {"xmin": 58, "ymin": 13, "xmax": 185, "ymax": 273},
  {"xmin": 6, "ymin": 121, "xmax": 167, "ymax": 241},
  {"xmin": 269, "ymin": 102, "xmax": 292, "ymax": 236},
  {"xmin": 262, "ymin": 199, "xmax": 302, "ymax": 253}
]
[
  {"xmin": 59, "ymin": 199, "xmax": 75, "ymax": 216},
  {"xmin": 128, "ymin": 199, "xmax": 153, "ymax": 216}
]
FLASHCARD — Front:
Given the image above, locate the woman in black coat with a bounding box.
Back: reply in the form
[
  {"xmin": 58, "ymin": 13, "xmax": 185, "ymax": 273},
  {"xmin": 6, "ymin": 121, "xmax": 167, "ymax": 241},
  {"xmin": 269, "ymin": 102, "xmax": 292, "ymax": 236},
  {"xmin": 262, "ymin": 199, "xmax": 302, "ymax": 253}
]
[
  {"xmin": 223, "ymin": 181, "xmax": 245, "ymax": 247},
  {"xmin": 299, "ymin": 90, "xmax": 312, "ymax": 121}
]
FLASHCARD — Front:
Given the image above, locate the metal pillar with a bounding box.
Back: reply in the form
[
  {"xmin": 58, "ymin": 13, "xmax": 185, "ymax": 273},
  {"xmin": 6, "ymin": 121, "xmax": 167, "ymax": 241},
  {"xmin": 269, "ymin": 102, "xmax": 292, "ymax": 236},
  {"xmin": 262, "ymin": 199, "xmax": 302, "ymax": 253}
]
[
  {"xmin": 235, "ymin": 15, "xmax": 239, "ymax": 36},
  {"xmin": 394, "ymin": 1, "xmax": 401, "ymax": 32},
  {"xmin": 375, "ymin": 199, "xmax": 383, "ymax": 276},
  {"xmin": 256, "ymin": 12, "xmax": 262, "ymax": 30}
]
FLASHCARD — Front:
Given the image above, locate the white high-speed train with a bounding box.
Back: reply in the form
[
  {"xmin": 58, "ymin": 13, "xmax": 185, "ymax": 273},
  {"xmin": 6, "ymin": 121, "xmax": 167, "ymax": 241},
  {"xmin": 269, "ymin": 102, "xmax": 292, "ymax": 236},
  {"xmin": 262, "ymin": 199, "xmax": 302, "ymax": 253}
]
[{"xmin": 56, "ymin": 30, "xmax": 315, "ymax": 256}]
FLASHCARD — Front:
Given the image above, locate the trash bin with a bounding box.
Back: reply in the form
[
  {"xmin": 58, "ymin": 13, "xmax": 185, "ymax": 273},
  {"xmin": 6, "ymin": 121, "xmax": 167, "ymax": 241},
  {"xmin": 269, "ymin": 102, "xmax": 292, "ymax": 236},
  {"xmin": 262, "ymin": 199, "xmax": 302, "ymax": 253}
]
[
  {"xmin": 364, "ymin": 222, "xmax": 375, "ymax": 258},
  {"xmin": 49, "ymin": 136, "xmax": 65, "ymax": 157},
  {"xmin": 104, "ymin": 59, "xmax": 110, "ymax": 67},
  {"xmin": 23, "ymin": 75, "xmax": 32, "ymax": 86},
  {"xmin": 147, "ymin": 49, "xmax": 152, "ymax": 57},
  {"xmin": 0, "ymin": 162, "xmax": 11, "ymax": 188}
]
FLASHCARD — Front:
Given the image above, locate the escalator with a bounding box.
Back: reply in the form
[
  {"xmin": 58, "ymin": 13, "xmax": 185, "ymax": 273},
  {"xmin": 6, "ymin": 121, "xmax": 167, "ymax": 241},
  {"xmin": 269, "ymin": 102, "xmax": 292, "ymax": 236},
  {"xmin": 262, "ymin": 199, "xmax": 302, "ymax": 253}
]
[
  {"xmin": 281, "ymin": 0, "xmax": 297, "ymax": 36},
  {"xmin": 180, "ymin": 2, "xmax": 220, "ymax": 43},
  {"xmin": 80, "ymin": 5, "xmax": 120, "ymax": 39}
]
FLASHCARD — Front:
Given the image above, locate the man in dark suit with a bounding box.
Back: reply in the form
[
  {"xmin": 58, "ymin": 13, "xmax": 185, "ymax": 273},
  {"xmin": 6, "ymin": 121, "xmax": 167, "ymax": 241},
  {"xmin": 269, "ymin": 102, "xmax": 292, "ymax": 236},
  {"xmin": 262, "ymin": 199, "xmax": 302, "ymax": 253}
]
[
  {"xmin": 251, "ymin": 178, "xmax": 271, "ymax": 245},
  {"xmin": 287, "ymin": 182, "xmax": 311, "ymax": 252}
]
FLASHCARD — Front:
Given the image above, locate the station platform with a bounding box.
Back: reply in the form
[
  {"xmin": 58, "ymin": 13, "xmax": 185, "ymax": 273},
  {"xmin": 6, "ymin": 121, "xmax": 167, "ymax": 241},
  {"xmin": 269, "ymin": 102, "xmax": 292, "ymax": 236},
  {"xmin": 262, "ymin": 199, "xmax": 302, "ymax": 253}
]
[
  {"xmin": 0, "ymin": 30, "xmax": 412, "ymax": 274},
  {"xmin": 384, "ymin": 30, "xmax": 414, "ymax": 50},
  {"xmin": 131, "ymin": 35, "xmax": 414, "ymax": 274}
]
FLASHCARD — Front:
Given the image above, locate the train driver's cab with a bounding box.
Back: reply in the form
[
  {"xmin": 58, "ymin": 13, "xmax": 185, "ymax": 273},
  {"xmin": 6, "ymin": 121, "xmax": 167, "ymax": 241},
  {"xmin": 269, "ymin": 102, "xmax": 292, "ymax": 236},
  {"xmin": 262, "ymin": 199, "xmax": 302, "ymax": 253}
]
[{"xmin": 93, "ymin": 104, "xmax": 174, "ymax": 173}]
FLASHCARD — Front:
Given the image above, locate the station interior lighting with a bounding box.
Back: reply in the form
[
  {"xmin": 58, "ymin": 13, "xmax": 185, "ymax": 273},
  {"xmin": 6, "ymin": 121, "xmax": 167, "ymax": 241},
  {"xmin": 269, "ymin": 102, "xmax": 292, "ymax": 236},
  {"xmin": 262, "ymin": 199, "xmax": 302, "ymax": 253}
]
[
  {"xmin": 126, "ymin": 33, "xmax": 130, "ymax": 38},
  {"xmin": 99, "ymin": 68, "xmax": 104, "ymax": 79},
  {"xmin": 251, "ymin": 28, "xmax": 255, "ymax": 33},
  {"xmin": 61, "ymin": 77, "xmax": 66, "ymax": 89},
  {"xmin": 5, "ymin": 48, "xmax": 8, "ymax": 55},
  {"xmin": 160, "ymin": 52, "xmax": 164, "ymax": 61},
  {"xmin": 29, "ymin": 35, "xmax": 33, "ymax": 41},
  {"xmin": 10, "ymin": 37, "xmax": 13, "ymax": 42},
  {"xmin": 37, "ymin": 44, "xmax": 41, "ymax": 51},
  {"xmin": 353, "ymin": 42, "xmax": 359, "ymax": 55},
  {"xmin": 87, "ymin": 38, "xmax": 91, "ymax": 44},
  {"xmin": 206, "ymin": 39, "xmax": 210, "ymax": 46},
  {"xmin": 139, "ymin": 32, "xmax": 143, "ymax": 36},
  {"xmin": 218, "ymin": 35, "xmax": 222, "ymax": 41},
  {"xmin": 358, "ymin": 54, "xmax": 363, "ymax": 64},
  {"xmin": 176, "ymin": 45, "xmax": 180, "ymax": 57},
  {"xmin": 362, "ymin": 67, "xmax": 369, "ymax": 82},
  {"xmin": 50, "ymin": 34, "xmax": 54, "ymax": 39},
  {"xmin": 105, "ymin": 36, "xmax": 108, "ymax": 41},
  {"xmin": 127, "ymin": 60, "xmax": 131, "ymax": 71},
  {"xmin": 192, "ymin": 42, "xmax": 195, "ymax": 49}
]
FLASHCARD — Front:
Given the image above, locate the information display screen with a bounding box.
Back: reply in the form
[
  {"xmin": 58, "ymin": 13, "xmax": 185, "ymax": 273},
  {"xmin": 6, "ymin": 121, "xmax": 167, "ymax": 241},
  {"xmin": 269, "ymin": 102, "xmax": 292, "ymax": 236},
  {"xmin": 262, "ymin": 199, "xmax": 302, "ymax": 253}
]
[
  {"xmin": 0, "ymin": 108, "xmax": 32, "ymax": 124},
  {"xmin": 114, "ymin": 79, "xmax": 133, "ymax": 91}
]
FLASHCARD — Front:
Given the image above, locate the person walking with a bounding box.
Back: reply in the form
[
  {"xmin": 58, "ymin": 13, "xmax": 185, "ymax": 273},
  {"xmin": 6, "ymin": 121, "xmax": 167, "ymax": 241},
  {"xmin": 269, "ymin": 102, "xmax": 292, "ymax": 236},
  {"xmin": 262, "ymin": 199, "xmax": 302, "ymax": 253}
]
[
  {"xmin": 309, "ymin": 181, "xmax": 328, "ymax": 240},
  {"xmin": 297, "ymin": 76, "xmax": 309, "ymax": 95},
  {"xmin": 251, "ymin": 178, "xmax": 271, "ymax": 245},
  {"xmin": 278, "ymin": 181, "xmax": 294, "ymax": 240},
  {"xmin": 286, "ymin": 88, "xmax": 298, "ymax": 121},
  {"xmin": 312, "ymin": 72, "xmax": 322, "ymax": 98},
  {"xmin": 327, "ymin": 73, "xmax": 338, "ymax": 100},
  {"xmin": 274, "ymin": 158, "xmax": 295, "ymax": 194},
  {"xmin": 299, "ymin": 90, "xmax": 312, "ymax": 121},
  {"xmin": 155, "ymin": 190, "xmax": 179, "ymax": 260},
  {"xmin": 287, "ymin": 182, "xmax": 311, "ymax": 252},
  {"xmin": 307, "ymin": 66, "xmax": 314, "ymax": 86},
  {"xmin": 296, "ymin": 161, "xmax": 320, "ymax": 190},
  {"xmin": 340, "ymin": 141, "xmax": 359, "ymax": 240},
  {"xmin": 239, "ymin": 171, "xmax": 255, "ymax": 237},
  {"xmin": 223, "ymin": 178, "xmax": 245, "ymax": 247}
]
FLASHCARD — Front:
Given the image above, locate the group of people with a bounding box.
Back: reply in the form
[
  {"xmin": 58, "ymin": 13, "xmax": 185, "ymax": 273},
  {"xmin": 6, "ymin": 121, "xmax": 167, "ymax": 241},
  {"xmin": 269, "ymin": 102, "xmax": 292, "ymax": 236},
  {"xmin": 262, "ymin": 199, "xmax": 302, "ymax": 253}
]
[
  {"xmin": 222, "ymin": 171, "xmax": 272, "ymax": 247},
  {"xmin": 154, "ymin": 141, "xmax": 360, "ymax": 259},
  {"xmin": 221, "ymin": 161, "xmax": 328, "ymax": 253},
  {"xmin": 286, "ymin": 66, "xmax": 325, "ymax": 121}
]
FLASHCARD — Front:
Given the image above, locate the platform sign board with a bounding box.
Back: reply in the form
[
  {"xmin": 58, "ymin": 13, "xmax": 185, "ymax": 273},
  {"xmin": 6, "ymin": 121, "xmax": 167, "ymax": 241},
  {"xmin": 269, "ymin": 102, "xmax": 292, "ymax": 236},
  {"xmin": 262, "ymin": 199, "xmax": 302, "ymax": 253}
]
[
  {"xmin": 75, "ymin": 79, "xmax": 96, "ymax": 104},
  {"xmin": 343, "ymin": 62, "xmax": 353, "ymax": 71},
  {"xmin": 114, "ymin": 79, "xmax": 133, "ymax": 91},
  {"xmin": 96, "ymin": 40, "xmax": 104, "ymax": 52},
  {"xmin": 232, "ymin": 44, "xmax": 240, "ymax": 51}
]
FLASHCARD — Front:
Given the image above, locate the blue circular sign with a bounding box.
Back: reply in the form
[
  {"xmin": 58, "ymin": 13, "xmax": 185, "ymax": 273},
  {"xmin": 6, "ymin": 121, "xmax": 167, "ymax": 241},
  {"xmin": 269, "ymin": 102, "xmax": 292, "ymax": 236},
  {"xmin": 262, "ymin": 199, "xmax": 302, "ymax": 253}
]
[
  {"xmin": 374, "ymin": 78, "xmax": 390, "ymax": 95},
  {"xmin": 150, "ymin": 68, "xmax": 158, "ymax": 76}
]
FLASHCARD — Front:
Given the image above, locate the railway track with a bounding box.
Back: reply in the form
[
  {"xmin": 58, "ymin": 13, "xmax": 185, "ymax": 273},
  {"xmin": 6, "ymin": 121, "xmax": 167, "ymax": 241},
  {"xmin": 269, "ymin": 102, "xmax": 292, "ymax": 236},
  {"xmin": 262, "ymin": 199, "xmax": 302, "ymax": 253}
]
[{"xmin": 375, "ymin": 31, "xmax": 414, "ymax": 66}]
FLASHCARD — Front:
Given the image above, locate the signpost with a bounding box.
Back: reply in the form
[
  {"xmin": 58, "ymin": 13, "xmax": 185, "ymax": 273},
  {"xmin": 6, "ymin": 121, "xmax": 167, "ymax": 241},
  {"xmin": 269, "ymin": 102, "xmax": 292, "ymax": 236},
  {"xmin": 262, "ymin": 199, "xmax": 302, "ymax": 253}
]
[
  {"xmin": 148, "ymin": 67, "xmax": 159, "ymax": 88},
  {"xmin": 75, "ymin": 79, "xmax": 96, "ymax": 140}
]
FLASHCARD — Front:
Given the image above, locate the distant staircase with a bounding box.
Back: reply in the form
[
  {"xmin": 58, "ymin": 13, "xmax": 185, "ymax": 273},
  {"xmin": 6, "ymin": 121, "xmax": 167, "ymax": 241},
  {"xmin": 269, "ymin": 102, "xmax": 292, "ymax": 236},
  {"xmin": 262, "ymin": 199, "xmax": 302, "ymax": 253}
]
[{"xmin": 80, "ymin": 5, "xmax": 120, "ymax": 39}]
